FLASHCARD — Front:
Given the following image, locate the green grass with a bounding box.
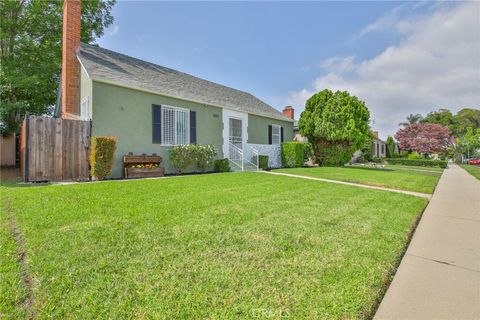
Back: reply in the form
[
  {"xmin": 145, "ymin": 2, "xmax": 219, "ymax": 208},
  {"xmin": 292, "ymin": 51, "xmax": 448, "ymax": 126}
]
[
  {"xmin": 275, "ymin": 166, "xmax": 442, "ymax": 193},
  {"xmin": 1, "ymin": 172, "xmax": 427, "ymax": 319},
  {"xmin": 384, "ymin": 164, "xmax": 445, "ymax": 172},
  {"xmin": 459, "ymin": 164, "xmax": 480, "ymax": 180}
]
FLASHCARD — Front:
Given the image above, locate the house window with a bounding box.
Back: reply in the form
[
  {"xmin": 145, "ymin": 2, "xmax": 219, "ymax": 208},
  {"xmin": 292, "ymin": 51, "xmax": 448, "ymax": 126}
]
[
  {"xmin": 161, "ymin": 105, "xmax": 189, "ymax": 145},
  {"xmin": 271, "ymin": 124, "xmax": 281, "ymax": 145},
  {"xmin": 381, "ymin": 144, "xmax": 385, "ymax": 155},
  {"xmin": 81, "ymin": 96, "xmax": 89, "ymax": 120}
]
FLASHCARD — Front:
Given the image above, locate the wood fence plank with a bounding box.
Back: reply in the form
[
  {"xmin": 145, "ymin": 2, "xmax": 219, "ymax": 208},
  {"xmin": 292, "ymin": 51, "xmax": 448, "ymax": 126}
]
[
  {"xmin": 28, "ymin": 116, "xmax": 36, "ymax": 182},
  {"xmin": 54, "ymin": 118, "xmax": 63, "ymax": 181},
  {"xmin": 24, "ymin": 117, "xmax": 91, "ymax": 182}
]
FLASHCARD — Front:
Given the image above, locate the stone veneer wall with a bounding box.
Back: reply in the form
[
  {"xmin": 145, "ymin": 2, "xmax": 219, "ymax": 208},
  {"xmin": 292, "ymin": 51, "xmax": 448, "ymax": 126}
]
[{"xmin": 246, "ymin": 144, "xmax": 282, "ymax": 168}]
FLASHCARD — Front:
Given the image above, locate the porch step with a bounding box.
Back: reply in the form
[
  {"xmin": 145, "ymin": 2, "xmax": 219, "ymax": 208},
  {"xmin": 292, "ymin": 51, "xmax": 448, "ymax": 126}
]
[{"xmin": 228, "ymin": 160, "xmax": 258, "ymax": 172}]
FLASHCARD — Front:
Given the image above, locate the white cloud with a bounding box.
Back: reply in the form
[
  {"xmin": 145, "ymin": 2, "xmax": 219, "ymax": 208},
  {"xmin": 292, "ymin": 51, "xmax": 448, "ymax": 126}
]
[
  {"xmin": 107, "ymin": 24, "xmax": 119, "ymax": 36},
  {"xmin": 286, "ymin": 2, "xmax": 480, "ymax": 140},
  {"xmin": 319, "ymin": 55, "xmax": 356, "ymax": 73}
]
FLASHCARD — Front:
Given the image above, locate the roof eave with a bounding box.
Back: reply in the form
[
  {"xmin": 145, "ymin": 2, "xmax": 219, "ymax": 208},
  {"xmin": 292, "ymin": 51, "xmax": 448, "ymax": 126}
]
[{"xmin": 89, "ymin": 77, "xmax": 294, "ymax": 123}]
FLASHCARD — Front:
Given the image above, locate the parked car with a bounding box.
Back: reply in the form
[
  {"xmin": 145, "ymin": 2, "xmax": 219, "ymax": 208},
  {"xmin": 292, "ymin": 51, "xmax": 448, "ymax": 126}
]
[{"xmin": 467, "ymin": 158, "xmax": 480, "ymax": 166}]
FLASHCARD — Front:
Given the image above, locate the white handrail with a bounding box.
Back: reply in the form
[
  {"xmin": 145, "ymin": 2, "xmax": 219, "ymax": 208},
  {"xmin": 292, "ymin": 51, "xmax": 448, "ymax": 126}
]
[
  {"xmin": 228, "ymin": 142, "xmax": 259, "ymax": 171},
  {"xmin": 228, "ymin": 142, "xmax": 243, "ymax": 170}
]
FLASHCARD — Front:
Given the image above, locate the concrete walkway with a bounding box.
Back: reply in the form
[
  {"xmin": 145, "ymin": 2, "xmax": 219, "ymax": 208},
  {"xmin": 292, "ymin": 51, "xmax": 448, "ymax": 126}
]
[
  {"xmin": 375, "ymin": 164, "xmax": 480, "ymax": 319},
  {"xmin": 262, "ymin": 171, "xmax": 432, "ymax": 199}
]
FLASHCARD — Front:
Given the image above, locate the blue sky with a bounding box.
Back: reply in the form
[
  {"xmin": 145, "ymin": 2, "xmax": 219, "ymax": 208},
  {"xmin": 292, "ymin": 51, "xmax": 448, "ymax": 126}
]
[{"xmin": 98, "ymin": 1, "xmax": 480, "ymax": 139}]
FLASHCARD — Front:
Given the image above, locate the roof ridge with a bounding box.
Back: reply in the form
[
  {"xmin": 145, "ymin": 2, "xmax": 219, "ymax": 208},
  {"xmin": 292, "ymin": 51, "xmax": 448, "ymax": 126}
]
[
  {"xmin": 79, "ymin": 42, "xmax": 257, "ymax": 98},
  {"xmin": 78, "ymin": 42, "xmax": 292, "ymax": 122}
]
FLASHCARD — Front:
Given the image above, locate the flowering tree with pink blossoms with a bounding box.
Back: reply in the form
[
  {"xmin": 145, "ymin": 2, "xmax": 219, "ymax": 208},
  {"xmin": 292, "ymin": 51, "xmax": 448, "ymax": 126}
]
[{"xmin": 395, "ymin": 123, "xmax": 451, "ymax": 154}]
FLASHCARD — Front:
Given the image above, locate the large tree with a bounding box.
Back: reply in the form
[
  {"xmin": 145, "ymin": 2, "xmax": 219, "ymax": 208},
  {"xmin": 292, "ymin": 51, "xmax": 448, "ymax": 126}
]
[
  {"xmin": 398, "ymin": 113, "xmax": 423, "ymax": 127},
  {"xmin": 0, "ymin": 0, "xmax": 115, "ymax": 136},
  {"xmin": 298, "ymin": 89, "xmax": 370, "ymax": 166},
  {"xmin": 421, "ymin": 109, "xmax": 454, "ymax": 127},
  {"xmin": 395, "ymin": 123, "xmax": 451, "ymax": 154},
  {"xmin": 421, "ymin": 108, "xmax": 480, "ymax": 137}
]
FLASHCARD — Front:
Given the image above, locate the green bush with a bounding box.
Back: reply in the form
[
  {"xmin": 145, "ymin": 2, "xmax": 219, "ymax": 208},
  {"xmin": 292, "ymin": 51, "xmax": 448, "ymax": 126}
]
[
  {"xmin": 193, "ymin": 145, "xmax": 217, "ymax": 171},
  {"xmin": 258, "ymin": 155, "xmax": 269, "ymax": 170},
  {"xmin": 281, "ymin": 142, "xmax": 304, "ymax": 168},
  {"xmin": 386, "ymin": 158, "xmax": 447, "ymax": 168},
  {"xmin": 303, "ymin": 142, "xmax": 313, "ymax": 162},
  {"xmin": 407, "ymin": 152, "xmax": 422, "ymax": 160},
  {"xmin": 371, "ymin": 157, "xmax": 384, "ymax": 163},
  {"xmin": 90, "ymin": 136, "xmax": 117, "ymax": 180},
  {"xmin": 214, "ymin": 158, "xmax": 230, "ymax": 172},
  {"xmin": 169, "ymin": 145, "xmax": 195, "ymax": 174},
  {"xmin": 316, "ymin": 143, "xmax": 356, "ymax": 166}
]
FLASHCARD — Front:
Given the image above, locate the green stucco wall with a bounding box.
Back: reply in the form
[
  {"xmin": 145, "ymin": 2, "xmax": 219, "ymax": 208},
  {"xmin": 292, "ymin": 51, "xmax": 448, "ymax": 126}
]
[
  {"xmin": 91, "ymin": 81, "xmax": 224, "ymax": 177},
  {"xmin": 247, "ymin": 114, "xmax": 294, "ymax": 144}
]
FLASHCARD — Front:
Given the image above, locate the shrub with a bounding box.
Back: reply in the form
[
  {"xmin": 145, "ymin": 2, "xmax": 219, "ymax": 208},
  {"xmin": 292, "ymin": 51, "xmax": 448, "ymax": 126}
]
[
  {"xmin": 193, "ymin": 145, "xmax": 217, "ymax": 171},
  {"xmin": 316, "ymin": 143, "xmax": 356, "ymax": 166},
  {"xmin": 386, "ymin": 158, "xmax": 447, "ymax": 168},
  {"xmin": 303, "ymin": 142, "xmax": 313, "ymax": 162},
  {"xmin": 214, "ymin": 158, "xmax": 230, "ymax": 172},
  {"xmin": 282, "ymin": 142, "xmax": 304, "ymax": 168},
  {"xmin": 90, "ymin": 136, "xmax": 117, "ymax": 180},
  {"xmin": 407, "ymin": 152, "xmax": 422, "ymax": 160},
  {"xmin": 371, "ymin": 157, "xmax": 384, "ymax": 163},
  {"xmin": 169, "ymin": 145, "xmax": 195, "ymax": 174},
  {"xmin": 258, "ymin": 155, "xmax": 269, "ymax": 170}
]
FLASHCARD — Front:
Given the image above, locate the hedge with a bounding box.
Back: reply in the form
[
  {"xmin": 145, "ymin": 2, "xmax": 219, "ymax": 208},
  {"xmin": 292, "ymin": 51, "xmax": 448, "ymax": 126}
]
[
  {"xmin": 386, "ymin": 158, "xmax": 447, "ymax": 168},
  {"xmin": 214, "ymin": 159, "xmax": 230, "ymax": 172},
  {"xmin": 169, "ymin": 144, "xmax": 218, "ymax": 174},
  {"xmin": 258, "ymin": 155, "xmax": 269, "ymax": 170},
  {"xmin": 281, "ymin": 142, "xmax": 304, "ymax": 168},
  {"xmin": 90, "ymin": 136, "xmax": 117, "ymax": 180}
]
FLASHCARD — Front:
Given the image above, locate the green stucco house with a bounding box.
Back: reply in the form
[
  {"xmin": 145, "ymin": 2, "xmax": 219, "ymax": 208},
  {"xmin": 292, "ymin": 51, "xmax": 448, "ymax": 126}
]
[{"xmin": 55, "ymin": 0, "xmax": 293, "ymax": 178}]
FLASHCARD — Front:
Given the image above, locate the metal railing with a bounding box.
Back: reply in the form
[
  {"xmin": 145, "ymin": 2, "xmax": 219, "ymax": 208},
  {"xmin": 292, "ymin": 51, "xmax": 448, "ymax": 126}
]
[
  {"xmin": 228, "ymin": 142, "xmax": 259, "ymax": 171},
  {"xmin": 228, "ymin": 142, "xmax": 243, "ymax": 171},
  {"xmin": 244, "ymin": 144, "xmax": 259, "ymax": 170}
]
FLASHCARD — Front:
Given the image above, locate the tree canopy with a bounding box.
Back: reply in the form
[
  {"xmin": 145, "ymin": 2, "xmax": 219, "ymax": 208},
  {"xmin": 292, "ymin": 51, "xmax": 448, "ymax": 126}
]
[
  {"xmin": 421, "ymin": 108, "xmax": 480, "ymax": 137},
  {"xmin": 298, "ymin": 89, "xmax": 370, "ymax": 166},
  {"xmin": 0, "ymin": 0, "xmax": 116, "ymax": 136},
  {"xmin": 398, "ymin": 113, "xmax": 423, "ymax": 127},
  {"xmin": 395, "ymin": 123, "xmax": 451, "ymax": 154}
]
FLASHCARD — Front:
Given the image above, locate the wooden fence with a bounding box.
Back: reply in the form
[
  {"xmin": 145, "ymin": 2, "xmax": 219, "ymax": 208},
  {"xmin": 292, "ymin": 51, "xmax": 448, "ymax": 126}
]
[
  {"xmin": 21, "ymin": 115, "xmax": 91, "ymax": 182},
  {"xmin": 0, "ymin": 135, "xmax": 16, "ymax": 166}
]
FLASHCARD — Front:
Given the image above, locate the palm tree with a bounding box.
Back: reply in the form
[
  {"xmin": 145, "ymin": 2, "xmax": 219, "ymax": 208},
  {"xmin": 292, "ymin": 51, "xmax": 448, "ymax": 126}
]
[{"xmin": 398, "ymin": 113, "xmax": 423, "ymax": 127}]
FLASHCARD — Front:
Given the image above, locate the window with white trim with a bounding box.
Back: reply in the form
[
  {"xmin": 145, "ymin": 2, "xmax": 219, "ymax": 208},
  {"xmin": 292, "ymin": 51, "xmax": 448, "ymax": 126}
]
[
  {"xmin": 81, "ymin": 96, "xmax": 89, "ymax": 120},
  {"xmin": 162, "ymin": 105, "xmax": 189, "ymax": 145},
  {"xmin": 271, "ymin": 124, "xmax": 281, "ymax": 145}
]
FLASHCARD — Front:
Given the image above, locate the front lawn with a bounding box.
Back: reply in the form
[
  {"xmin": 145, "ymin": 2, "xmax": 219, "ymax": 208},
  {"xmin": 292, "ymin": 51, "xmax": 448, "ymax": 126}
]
[
  {"xmin": 1, "ymin": 172, "xmax": 427, "ymax": 319},
  {"xmin": 275, "ymin": 166, "xmax": 442, "ymax": 193},
  {"xmin": 459, "ymin": 164, "xmax": 480, "ymax": 180}
]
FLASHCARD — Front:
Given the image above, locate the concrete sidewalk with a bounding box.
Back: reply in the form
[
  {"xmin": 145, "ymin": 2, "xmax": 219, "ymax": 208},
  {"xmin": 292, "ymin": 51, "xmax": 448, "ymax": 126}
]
[{"xmin": 375, "ymin": 164, "xmax": 480, "ymax": 319}]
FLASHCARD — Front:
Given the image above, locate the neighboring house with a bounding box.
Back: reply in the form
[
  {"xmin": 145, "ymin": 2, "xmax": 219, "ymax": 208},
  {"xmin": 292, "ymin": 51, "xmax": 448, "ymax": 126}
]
[
  {"xmin": 55, "ymin": 0, "xmax": 293, "ymax": 178},
  {"xmin": 293, "ymin": 119, "xmax": 308, "ymax": 142},
  {"xmin": 372, "ymin": 131, "xmax": 386, "ymax": 158}
]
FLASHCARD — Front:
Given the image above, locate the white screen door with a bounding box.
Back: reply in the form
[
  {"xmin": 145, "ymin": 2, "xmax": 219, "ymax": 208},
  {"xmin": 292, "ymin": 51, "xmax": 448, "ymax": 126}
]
[{"xmin": 229, "ymin": 118, "xmax": 242, "ymax": 149}]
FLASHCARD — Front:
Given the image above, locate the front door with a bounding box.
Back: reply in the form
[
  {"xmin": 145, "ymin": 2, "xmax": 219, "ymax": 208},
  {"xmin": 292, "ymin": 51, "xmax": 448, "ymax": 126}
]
[{"xmin": 229, "ymin": 118, "xmax": 243, "ymax": 149}]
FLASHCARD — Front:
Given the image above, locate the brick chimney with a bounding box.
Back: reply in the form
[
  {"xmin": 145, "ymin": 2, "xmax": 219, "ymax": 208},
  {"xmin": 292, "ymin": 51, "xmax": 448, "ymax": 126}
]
[
  {"xmin": 61, "ymin": 0, "xmax": 81, "ymax": 118},
  {"xmin": 372, "ymin": 131, "xmax": 379, "ymax": 139},
  {"xmin": 282, "ymin": 106, "xmax": 294, "ymax": 120}
]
